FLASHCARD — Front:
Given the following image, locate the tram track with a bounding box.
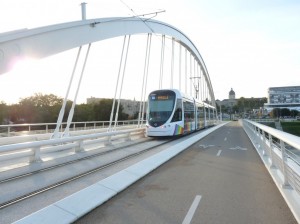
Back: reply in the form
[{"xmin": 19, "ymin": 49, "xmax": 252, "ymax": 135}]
[
  {"xmin": 0, "ymin": 137, "xmax": 175, "ymax": 209},
  {"xmin": 0, "ymin": 138, "xmax": 152, "ymax": 184}
]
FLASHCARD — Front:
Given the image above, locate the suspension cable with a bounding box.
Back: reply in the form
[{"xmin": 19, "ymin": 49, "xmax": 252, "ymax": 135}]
[
  {"xmin": 179, "ymin": 44, "xmax": 182, "ymax": 91},
  {"xmin": 141, "ymin": 34, "xmax": 152, "ymax": 127},
  {"xmin": 159, "ymin": 35, "xmax": 165, "ymax": 89},
  {"xmin": 63, "ymin": 43, "xmax": 92, "ymax": 137},
  {"xmin": 138, "ymin": 33, "xmax": 151, "ymax": 127},
  {"xmin": 184, "ymin": 49, "xmax": 187, "ymax": 94},
  {"xmin": 190, "ymin": 53, "xmax": 192, "ymax": 96},
  {"xmin": 108, "ymin": 35, "xmax": 127, "ymax": 132},
  {"xmin": 171, "ymin": 37, "xmax": 175, "ymax": 89},
  {"xmin": 51, "ymin": 46, "xmax": 82, "ymax": 139},
  {"xmin": 200, "ymin": 68, "xmax": 202, "ymax": 101},
  {"xmin": 113, "ymin": 35, "xmax": 131, "ymax": 130}
]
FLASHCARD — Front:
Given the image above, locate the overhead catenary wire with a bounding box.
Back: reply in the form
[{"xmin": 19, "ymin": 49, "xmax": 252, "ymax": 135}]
[{"xmin": 119, "ymin": 0, "xmax": 157, "ymax": 33}]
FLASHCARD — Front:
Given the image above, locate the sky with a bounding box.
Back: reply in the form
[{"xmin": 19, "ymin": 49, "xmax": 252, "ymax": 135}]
[{"xmin": 1, "ymin": 0, "xmax": 300, "ymax": 104}]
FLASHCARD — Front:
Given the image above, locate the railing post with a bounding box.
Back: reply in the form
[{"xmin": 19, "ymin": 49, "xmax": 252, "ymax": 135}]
[
  {"xmin": 125, "ymin": 132, "xmax": 132, "ymax": 141},
  {"xmin": 30, "ymin": 146, "xmax": 42, "ymax": 162},
  {"xmin": 250, "ymin": 123, "xmax": 255, "ymax": 139},
  {"xmin": 262, "ymin": 131, "xmax": 267, "ymax": 156},
  {"xmin": 269, "ymin": 135, "xmax": 275, "ymax": 168},
  {"xmin": 75, "ymin": 140, "xmax": 84, "ymax": 152},
  {"xmin": 8, "ymin": 126, "xmax": 10, "ymax": 137},
  {"xmin": 105, "ymin": 136, "xmax": 112, "ymax": 146},
  {"xmin": 280, "ymin": 139, "xmax": 290, "ymax": 187}
]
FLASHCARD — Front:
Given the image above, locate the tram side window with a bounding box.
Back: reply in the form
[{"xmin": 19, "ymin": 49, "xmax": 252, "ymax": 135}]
[
  {"xmin": 183, "ymin": 101, "xmax": 195, "ymax": 121},
  {"xmin": 171, "ymin": 99, "xmax": 182, "ymax": 122},
  {"xmin": 197, "ymin": 105, "xmax": 204, "ymax": 119}
]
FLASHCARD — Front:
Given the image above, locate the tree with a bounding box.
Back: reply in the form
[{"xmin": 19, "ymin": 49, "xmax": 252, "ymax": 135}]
[
  {"xmin": 0, "ymin": 102, "xmax": 8, "ymax": 124},
  {"xmin": 74, "ymin": 104, "xmax": 94, "ymax": 121},
  {"xmin": 18, "ymin": 93, "xmax": 65, "ymax": 123},
  {"xmin": 93, "ymin": 99, "xmax": 128, "ymax": 121}
]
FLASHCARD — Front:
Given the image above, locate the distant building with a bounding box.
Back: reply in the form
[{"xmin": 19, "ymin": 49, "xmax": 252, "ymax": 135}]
[
  {"xmin": 86, "ymin": 97, "xmax": 142, "ymax": 117},
  {"xmin": 229, "ymin": 88, "xmax": 235, "ymax": 100},
  {"xmin": 216, "ymin": 88, "xmax": 237, "ymax": 108},
  {"xmin": 264, "ymin": 86, "xmax": 300, "ymax": 111}
]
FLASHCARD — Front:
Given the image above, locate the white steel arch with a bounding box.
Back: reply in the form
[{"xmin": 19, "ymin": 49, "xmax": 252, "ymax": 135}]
[{"xmin": 0, "ymin": 17, "xmax": 216, "ymax": 106}]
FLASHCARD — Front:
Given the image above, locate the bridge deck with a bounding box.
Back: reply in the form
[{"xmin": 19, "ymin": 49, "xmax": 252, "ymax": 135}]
[{"xmin": 75, "ymin": 122, "xmax": 297, "ymax": 224}]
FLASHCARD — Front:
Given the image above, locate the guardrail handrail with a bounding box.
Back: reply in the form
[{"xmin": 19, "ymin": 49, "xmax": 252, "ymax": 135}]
[
  {"xmin": 0, "ymin": 127, "xmax": 145, "ymax": 166},
  {"xmin": 242, "ymin": 119, "xmax": 300, "ymax": 222},
  {"xmin": 247, "ymin": 120, "xmax": 300, "ymax": 151},
  {"xmin": 0, "ymin": 120, "xmax": 146, "ymax": 137}
]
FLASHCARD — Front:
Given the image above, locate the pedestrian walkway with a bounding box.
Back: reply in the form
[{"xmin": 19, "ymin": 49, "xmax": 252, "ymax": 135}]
[{"xmin": 75, "ymin": 121, "xmax": 297, "ymax": 224}]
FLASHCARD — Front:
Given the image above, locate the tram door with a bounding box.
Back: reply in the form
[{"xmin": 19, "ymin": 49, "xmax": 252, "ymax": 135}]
[
  {"xmin": 183, "ymin": 100, "xmax": 195, "ymax": 133},
  {"xmin": 197, "ymin": 104, "xmax": 205, "ymax": 129}
]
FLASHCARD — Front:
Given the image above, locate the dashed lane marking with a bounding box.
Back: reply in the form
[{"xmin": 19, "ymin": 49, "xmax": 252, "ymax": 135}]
[{"xmin": 182, "ymin": 195, "xmax": 202, "ymax": 224}]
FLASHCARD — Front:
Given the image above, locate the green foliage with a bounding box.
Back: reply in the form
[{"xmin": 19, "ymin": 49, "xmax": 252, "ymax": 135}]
[
  {"xmin": 0, "ymin": 102, "xmax": 8, "ymax": 123},
  {"xmin": 73, "ymin": 104, "xmax": 94, "ymax": 121},
  {"xmin": 281, "ymin": 122, "xmax": 300, "ymax": 137},
  {"xmin": 236, "ymin": 97, "xmax": 267, "ymax": 113},
  {"xmin": 16, "ymin": 93, "xmax": 65, "ymax": 123},
  {"xmin": 221, "ymin": 97, "xmax": 267, "ymax": 114},
  {"xmin": 1, "ymin": 93, "xmax": 129, "ymax": 124},
  {"xmin": 262, "ymin": 122, "xmax": 276, "ymax": 129},
  {"xmin": 92, "ymin": 99, "xmax": 128, "ymax": 121},
  {"xmin": 269, "ymin": 108, "xmax": 300, "ymax": 118}
]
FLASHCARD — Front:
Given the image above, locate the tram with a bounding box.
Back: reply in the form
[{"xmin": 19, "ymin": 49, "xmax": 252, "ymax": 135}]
[{"xmin": 146, "ymin": 89, "xmax": 217, "ymax": 137}]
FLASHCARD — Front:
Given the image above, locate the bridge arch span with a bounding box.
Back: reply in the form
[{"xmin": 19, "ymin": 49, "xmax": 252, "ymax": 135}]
[{"xmin": 0, "ymin": 17, "xmax": 215, "ymax": 106}]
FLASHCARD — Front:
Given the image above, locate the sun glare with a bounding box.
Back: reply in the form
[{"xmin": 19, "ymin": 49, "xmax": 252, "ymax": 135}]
[{"xmin": 0, "ymin": 58, "xmax": 41, "ymax": 104}]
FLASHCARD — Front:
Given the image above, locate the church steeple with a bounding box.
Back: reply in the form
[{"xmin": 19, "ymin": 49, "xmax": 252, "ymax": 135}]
[{"xmin": 229, "ymin": 88, "xmax": 235, "ymax": 99}]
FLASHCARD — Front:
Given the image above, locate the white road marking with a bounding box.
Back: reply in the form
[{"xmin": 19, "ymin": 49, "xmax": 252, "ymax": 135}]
[
  {"xmin": 229, "ymin": 146, "xmax": 248, "ymax": 151},
  {"xmin": 224, "ymin": 137, "xmax": 227, "ymax": 141},
  {"xmin": 216, "ymin": 150, "xmax": 222, "ymax": 156},
  {"xmin": 199, "ymin": 144, "xmax": 214, "ymax": 149},
  {"xmin": 182, "ymin": 195, "xmax": 202, "ymax": 224}
]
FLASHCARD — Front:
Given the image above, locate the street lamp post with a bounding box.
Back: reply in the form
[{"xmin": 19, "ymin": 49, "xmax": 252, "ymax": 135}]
[{"xmin": 190, "ymin": 76, "xmax": 200, "ymax": 99}]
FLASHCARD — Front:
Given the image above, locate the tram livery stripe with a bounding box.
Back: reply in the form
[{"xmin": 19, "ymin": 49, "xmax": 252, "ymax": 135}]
[
  {"xmin": 174, "ymin": 125, "xmax": 184, "ymax": 135},
  {"xmin": 184, "ymin": 122, "xmax": 193, "ymax": 132}
]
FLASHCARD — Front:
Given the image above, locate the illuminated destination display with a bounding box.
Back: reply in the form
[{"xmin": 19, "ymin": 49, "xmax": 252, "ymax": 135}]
[{"xmin": 157, "ymin": 95, "xmax": 169, "ymax": 100}]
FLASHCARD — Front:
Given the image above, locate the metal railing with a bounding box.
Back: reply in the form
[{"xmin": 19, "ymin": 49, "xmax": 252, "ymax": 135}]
[
  {"xmin": 0, "ymin": 120, "xmax": 146, "ymax": 137},
  {"xmin": 250, "ymin": 118, "xmax": 278, "ymax": 123},
  {"xmin": 242, "ymin": 119, "xmax": 300, "ymax": 222},
  {"xmin": 0, "ymin": 127, "xmax": 145, "ymax": 166}
]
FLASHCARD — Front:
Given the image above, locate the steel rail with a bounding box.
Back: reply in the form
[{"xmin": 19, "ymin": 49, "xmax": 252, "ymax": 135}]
[{"xmin": 0, "ymin": 138, "xmax": 173, "ymax": 209}]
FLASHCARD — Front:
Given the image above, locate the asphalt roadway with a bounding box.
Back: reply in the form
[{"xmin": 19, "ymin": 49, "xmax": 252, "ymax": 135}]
[{"xmin": 75, "ymin": 121, "xmax": 297, "ymax": 224}]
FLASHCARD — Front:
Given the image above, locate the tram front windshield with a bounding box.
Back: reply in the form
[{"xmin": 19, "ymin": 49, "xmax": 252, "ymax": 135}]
[{"xmin": 148, "ymin": 90, "xmax": 176, "ymax": 127}]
